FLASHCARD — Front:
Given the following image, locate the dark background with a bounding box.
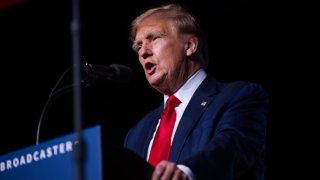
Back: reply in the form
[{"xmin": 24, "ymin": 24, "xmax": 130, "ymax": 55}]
[{"xmin": 0, "ymin": 0, "xmax": 310, "ymax": 179}]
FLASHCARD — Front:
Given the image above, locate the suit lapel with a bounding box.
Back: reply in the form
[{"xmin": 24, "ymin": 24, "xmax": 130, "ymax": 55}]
[
  {"xmin": 168, "ymin": 76, "xmax": 219, "ymax": 162},
  {"xmin": 142, "ymin": 105, "xmax": 163, "ymax": 158}
]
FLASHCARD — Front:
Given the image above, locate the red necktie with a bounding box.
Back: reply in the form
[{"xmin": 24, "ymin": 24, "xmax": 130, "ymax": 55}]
[{"xmin": 148, "ymin": 95, "xmax": 181, "ymax": 167}]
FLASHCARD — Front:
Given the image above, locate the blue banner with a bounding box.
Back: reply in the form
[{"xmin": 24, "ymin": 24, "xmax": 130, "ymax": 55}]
[{"xmin": 0, "ymin": 125, "xmax": 102, "ymax": 180}]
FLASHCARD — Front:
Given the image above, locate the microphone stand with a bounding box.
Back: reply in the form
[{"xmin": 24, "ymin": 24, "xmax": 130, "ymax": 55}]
[{"xmin": 71, "ymin": 0, "xmax": 84, "ymax": 180}]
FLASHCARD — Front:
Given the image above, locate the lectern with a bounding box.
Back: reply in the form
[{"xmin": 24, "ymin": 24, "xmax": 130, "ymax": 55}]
[
  {"xmin": 0, "ymin": 125, "xmax": 153, "ymax": 180},
  {"xmin": 0, "ymin": 125, "xmax": 102, "ymax": 180}
]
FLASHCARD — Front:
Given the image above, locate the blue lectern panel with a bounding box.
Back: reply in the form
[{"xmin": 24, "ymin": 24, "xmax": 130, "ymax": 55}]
[{"xmin": 0, "ymin": 125, "xmax": 102, "ymax": 180}]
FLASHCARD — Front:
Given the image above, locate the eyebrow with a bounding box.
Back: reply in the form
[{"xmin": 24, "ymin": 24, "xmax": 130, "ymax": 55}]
[{"xmin": 132, "ymin": 31, "xmax": 164, "ymax": 51}]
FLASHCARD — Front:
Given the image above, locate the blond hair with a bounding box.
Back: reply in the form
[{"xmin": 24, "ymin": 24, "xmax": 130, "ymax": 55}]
[{"xmin": 130, "ymin": 3, "xmax": 209, "ymax": 68}]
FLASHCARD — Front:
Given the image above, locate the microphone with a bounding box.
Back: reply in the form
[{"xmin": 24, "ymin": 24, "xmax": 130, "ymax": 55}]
[
  {"xmin": 35, "ymin": 63, "xmax": 133, "ymax": 144},
  {"xmin": 82, "ymin": 63, "xmax": 133, "ymax": 85}
]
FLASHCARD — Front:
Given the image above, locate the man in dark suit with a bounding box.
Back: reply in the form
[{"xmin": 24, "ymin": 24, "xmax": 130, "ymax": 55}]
[{"xmin": 124, "ymin": 3, "xmax": 269, "ymax": 180}]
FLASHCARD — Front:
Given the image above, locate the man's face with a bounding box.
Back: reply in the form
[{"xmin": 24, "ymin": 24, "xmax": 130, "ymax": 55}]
[{"xmin": 133, "ymin": 16, "xmax": 190, "ymax": 94}]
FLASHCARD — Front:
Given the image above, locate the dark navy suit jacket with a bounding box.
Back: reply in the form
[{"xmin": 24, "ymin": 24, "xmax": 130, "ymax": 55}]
[{"xmin": 124, "ymin": 75, "xmax": 269, "ymax": 180}]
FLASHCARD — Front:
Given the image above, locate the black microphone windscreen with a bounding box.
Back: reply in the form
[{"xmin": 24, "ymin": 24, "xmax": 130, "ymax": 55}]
[
  {"xmin": 109, "ymin": 64, "xmax": 133, "ymax": 83},
  {"xmin": 82, "ymin": 63, "xmax": 133, "ymax": 84}
]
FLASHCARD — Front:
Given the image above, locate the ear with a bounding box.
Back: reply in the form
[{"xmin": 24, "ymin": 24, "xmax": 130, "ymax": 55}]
[{"xmin": 185, "ymin": 36, "xmax": 198, "ymax": 56}]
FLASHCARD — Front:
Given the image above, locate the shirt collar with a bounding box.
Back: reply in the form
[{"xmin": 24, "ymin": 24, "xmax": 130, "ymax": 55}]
[{"xmin": 164, "ymin": 68, "xmax": 207, "ymax": 105}]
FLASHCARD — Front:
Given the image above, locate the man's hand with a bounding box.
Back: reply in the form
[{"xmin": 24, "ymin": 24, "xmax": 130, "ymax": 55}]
[{"xmin": 151, "ymin": 160, "xmax": 188, "ymax": 180}]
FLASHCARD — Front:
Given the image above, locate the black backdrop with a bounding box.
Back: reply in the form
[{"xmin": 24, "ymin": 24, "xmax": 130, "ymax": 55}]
[{"xmin": 0, "ymin": 0, "xmax": 309, "ymax": 179}]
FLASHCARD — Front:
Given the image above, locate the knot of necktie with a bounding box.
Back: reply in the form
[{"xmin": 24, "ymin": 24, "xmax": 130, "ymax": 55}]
[
  {"xmin": 162, "ymin": 95, "xmax": 181, "ymax": 117},
  {"xmin": 166, "ymin": 95, "xmax": 181, "ymax": 108}
]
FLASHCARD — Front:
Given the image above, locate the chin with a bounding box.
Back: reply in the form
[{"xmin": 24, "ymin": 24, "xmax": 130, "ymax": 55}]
[
  {"xmin": 147, "ymin": 76, "xmax": 160, "ymax": 85},
  {"xmin": 149, "ymin": 80, "xmax": 160, "ymax": 88}
]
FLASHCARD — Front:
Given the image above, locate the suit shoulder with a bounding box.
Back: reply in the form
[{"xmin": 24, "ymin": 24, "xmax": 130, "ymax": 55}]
[
  {"xmin": 220, "ymin": 81, "xmax": 266, "ymax": 92},
  {"xmin": 218, "ymin": 81, "xmax": 269, "ymax": 100},
  {"xmin": 129, "ymin": 107, "xmax": 160, "ymax": 129}
]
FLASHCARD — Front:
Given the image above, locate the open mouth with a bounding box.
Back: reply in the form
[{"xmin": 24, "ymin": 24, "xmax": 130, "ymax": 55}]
[{"xmin": 145, "ymin": 62, "xmax": 156, "ymax": 75}]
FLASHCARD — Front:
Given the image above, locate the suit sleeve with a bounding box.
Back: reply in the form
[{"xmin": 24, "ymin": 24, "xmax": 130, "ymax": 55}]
[{"xmin": 181, "ymin": 83, "xmax": 269, "ymax": 179}]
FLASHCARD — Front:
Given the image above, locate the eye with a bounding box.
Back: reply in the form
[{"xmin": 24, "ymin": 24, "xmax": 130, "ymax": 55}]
[
  {"xmin": 152, "ymin": 36, "xmax": 160, "ymax": 41},
  {"xmin": 135, "ymin": 46, "xmax": 141, "ymax": 52},
  {"xmin": 133, "ymin": 43, "xmax": 142, "ymax": 53}
]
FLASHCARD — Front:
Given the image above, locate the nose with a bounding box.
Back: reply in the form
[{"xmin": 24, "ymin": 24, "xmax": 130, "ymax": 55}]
[{"xmin": 139, "ymin": 43, "xmax": 152, "ymax": 59}]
